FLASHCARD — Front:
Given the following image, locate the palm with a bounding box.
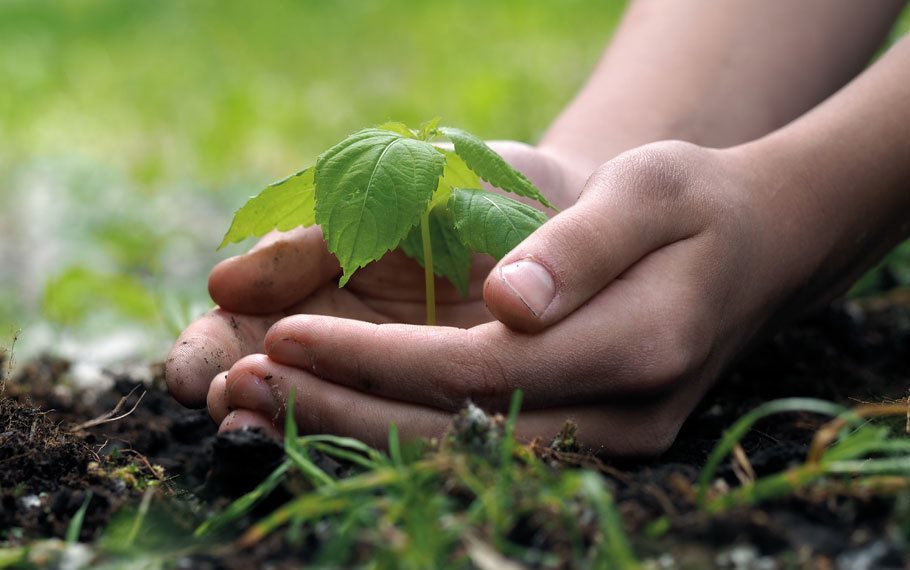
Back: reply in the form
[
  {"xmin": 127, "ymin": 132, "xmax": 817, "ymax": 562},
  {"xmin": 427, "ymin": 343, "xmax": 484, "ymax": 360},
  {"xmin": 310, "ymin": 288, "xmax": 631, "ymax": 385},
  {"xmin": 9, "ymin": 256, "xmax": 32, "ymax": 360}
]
[
  {"xmin": 279, "ymin": 142, "xmax": 577, "ymax": 328},
  {"xmin": 302, "ymin": 249, "xmax": 496, "ymax": 327},
  {"xmin": 166, "ymin": 142, "xmax": 578, "ymax": 407}
]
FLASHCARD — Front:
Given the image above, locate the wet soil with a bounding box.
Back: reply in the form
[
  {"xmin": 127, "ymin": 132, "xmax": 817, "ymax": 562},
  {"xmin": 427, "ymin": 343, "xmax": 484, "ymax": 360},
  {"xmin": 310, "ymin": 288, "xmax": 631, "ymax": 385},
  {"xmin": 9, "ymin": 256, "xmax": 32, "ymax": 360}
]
[{"xmin": 1, "ymin": 291, "xmax": 909, "ymax": 568}]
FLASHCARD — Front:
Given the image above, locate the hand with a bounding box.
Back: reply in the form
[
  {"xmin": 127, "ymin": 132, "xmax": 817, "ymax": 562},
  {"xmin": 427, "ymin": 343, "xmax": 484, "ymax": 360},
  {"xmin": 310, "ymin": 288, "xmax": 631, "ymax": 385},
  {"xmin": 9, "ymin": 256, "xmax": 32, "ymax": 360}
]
[
  {"xmin": 174, "ymin": 138, "xmax": 820, "ymax": 455},
  {"xmin": 165, "ymin": 142, "xmax": 583, "ymax": 408}
]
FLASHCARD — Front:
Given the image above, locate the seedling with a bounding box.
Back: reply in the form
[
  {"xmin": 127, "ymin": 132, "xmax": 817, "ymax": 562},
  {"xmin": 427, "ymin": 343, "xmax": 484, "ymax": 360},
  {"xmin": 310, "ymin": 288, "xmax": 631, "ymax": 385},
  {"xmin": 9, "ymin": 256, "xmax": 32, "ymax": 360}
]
[{"xmin": 220, "ymin": 120, "xmax": 554, "ymax": 325}]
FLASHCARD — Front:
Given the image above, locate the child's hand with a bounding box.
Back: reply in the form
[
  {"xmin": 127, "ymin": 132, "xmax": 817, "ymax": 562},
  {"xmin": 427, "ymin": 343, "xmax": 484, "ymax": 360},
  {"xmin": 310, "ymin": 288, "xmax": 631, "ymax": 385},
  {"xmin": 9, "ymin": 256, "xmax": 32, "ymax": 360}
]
[
  {"xmin": 165, "ymin": 143, "xmax": 582, "ymax": 407},
  {"xmin": 169, "ymin": 140, "xmax": 801, "ymax": 455},
  {"xmin": 166, "ymin": 9, "xmax": 910, "ymax": 456}
]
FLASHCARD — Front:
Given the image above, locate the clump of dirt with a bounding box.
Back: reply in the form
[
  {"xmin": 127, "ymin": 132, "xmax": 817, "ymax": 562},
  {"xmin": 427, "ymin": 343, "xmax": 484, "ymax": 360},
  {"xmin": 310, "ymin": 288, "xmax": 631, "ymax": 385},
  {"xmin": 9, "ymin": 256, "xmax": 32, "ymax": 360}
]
[
  {"xmin": 0, "ymin": 396, "xmax": 140, "ymax": 542},
  {"xmin": 0, "ymin": 398, "xmax": 92, "ymax": 495},
  {"xmin": 0, "ymin": 357, "xmax": 218, "ymax": 544}
]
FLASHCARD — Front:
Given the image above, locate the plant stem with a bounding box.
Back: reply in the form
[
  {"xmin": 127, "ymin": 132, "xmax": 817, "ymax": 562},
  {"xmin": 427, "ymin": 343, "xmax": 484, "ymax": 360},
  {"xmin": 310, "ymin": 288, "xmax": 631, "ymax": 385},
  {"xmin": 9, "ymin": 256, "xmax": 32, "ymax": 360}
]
[{"xmin": 420, "ymin": 210, "xmax": 436, "ymax": 325}]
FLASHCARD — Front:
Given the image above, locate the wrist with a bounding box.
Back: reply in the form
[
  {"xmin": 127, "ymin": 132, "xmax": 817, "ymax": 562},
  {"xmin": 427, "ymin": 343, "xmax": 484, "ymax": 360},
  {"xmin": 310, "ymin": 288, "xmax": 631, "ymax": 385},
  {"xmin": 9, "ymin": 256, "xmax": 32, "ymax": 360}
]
[{"xmin": 726, "ymin": 129, "xmax": 907, "ymax": 316}]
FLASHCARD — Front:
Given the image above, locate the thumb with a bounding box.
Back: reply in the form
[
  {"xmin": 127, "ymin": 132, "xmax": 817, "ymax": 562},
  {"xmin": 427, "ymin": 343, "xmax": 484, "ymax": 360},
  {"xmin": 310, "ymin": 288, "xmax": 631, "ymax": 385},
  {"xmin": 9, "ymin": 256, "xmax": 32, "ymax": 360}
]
[
  {"xmin": 210, "ymin": 225, "xmax": 340, "ymax": 314},
  {"xmin": 483, "ymin": 153, "xmax": 699, "ymax": 333}
]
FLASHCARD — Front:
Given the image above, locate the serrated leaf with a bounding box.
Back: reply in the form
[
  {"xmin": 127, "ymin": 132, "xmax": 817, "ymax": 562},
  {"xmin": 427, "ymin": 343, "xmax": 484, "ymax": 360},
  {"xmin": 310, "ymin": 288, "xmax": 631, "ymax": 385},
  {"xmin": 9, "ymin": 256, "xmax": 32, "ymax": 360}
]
[
  {"xmin": 315, "ymin": 128, "xmax": 445, "ymax": 286},
  {"xmin": 449, "ymin": 188, "xmax": 547, "ymax": 260},
  {"xmin": 417, "ymin": 116, "xmax": 442, "ymax": 140},
  {"xmin": 219, "ymin": 168, "xmax": 315, "ymax": 249},
  {"xmin": 439, "ymin": 148, "xmax": 482, "ymax": 189},
  {"xmin": 399, "ymin": 207, "xmax": 472, "ymax": 297},
  {"xmin": 376, "ymin": 121, "xmax": 416, "ymax": 138},
  {"xmin": 428, "ymin": 149, "xmax": 482, "ymax": 210},
  {"xmin": 438, "ymin": 127, "xmax": 555, "ymax": 210}
]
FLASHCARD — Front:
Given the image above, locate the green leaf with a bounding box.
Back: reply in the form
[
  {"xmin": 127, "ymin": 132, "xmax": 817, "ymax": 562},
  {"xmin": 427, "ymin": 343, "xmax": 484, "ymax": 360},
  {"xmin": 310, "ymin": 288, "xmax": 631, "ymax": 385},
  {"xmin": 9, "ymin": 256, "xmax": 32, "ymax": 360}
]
[
  {"xmin": 315, "ymin": 128, "xmax": 445, "ymax": 286},
  {"xmin": 376, "ymin": 121, "xmax": 416, "ymax": 138},
  {"xmin": 428, "ymin": 149, "xmax": 482, "ymax": 211},
  {"xmin": 219, "ymin": 167, "xmax": 316, "ymax": 249},
  {"xmin": 449, "ymin": 188, "xmax": 547, "ymax": 260},
  {"xmin": 438, "ymin": 148, "xmax": 481, "ymax": 189},
  {"xmin": 438, "ymin": 126, "xmax": 555, "ymax": 210},
  {"xmin": 417, "ymin": 116, "xmax": 442, "ymax": 140},
  {"xmin": 399, "ymin": 206, "xmax": 472, "ymax": 297}
]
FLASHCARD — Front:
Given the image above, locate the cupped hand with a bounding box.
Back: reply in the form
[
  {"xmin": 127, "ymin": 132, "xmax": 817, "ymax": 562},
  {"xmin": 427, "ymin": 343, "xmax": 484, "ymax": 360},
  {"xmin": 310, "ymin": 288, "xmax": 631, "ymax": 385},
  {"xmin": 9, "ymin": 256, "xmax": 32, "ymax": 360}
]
[
  {"xmin": 165, "ymin": 142, "xmax": 583, "ymax": 407},
  {"xmin": 188, "ymin": 140, "xmax": 816, "ymax": 455}
]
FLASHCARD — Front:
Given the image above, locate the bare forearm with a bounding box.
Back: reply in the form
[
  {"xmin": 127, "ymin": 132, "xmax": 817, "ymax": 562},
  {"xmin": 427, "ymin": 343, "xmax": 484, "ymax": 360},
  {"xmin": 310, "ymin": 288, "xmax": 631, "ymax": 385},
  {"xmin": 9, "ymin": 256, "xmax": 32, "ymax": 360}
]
[
  {"xmin": 541, "ymin": 0, "xmax": 904, "ymax": 176},
  {"xmin": 741, "ymin": 35, "xmax": 910, "ymax": 308}
]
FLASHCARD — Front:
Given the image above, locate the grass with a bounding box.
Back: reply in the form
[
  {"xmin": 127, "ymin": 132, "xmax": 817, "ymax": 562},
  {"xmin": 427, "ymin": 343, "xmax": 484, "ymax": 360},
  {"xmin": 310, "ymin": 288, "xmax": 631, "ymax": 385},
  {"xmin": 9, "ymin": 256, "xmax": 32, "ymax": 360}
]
[
  {"xmin": 2, "ymin": 392, "xmax": 646, "ymax": 568},
  {"xmin": 698, "ymin": 400, "xmax": 910, "ymax": 514},
  {"xmin": 193, "ymin": 391, "xmax": 642, "ymax": 568},
  {"xmin": 3, "ymin": 392, "xmax": 906, "ymax": 567}
]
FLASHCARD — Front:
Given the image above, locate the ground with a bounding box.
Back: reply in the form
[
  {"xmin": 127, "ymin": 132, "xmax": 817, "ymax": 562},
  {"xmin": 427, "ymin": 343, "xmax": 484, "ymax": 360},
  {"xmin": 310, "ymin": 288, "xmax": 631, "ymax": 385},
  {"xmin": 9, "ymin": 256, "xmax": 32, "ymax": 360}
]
[{"xmin": 1, "ymin": 291, "xmax": 908, "ymax": 569}]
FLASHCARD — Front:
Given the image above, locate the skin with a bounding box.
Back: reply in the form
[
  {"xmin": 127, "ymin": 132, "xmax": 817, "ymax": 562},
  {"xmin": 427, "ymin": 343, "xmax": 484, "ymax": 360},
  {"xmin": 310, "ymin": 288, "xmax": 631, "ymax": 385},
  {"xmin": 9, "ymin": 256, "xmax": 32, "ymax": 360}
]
[{"xmin": 167, "ymin": 1, "xmax": 910, "ymax": 455}]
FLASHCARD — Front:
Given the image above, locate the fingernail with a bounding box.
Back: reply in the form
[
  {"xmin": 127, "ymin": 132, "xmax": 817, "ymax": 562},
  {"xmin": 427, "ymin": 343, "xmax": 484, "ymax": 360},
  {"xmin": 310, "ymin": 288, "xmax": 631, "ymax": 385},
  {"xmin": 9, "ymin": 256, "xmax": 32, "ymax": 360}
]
[
  {"xmin": 499, "ymin": 259, "xmax": 555, "ymax": 317},
  {"xmin": 268, "ymin": 339, "xmax": 314, "ymax": 369},
  {"xmin": 228, "ymin": 372, "xmax": 276, "ymax": 414}
]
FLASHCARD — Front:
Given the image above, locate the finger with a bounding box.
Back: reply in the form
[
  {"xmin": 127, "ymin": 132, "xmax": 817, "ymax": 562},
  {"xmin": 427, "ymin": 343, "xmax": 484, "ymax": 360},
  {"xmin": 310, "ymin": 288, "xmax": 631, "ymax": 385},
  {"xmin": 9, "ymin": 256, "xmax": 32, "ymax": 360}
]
[
  {"xmin": 263, "ymin": 241, "xmax": 713, "ymax": 412},
  {"xmin": 165, "ymin": 308, "xmax": 279, "ymax": 407},
  {"xmin": 207, "ymin": 371, "xmax": 230, "ymax": 424},
  {"xmin": 223, "ymin": 354, "xmax": 699, "ymax": 456},
  {"xmin": 224, "ymin": 354, "xmax": 451, "ymax": 449},
  {"xmin": 484, "ymin": 150, "xmax": 703, "ymax": 333},
  {"xmin": 219, "ymin": 409, "xmax": 281, "ymax": 438},
  {"xmin": 210, "ymin": 226, "xmax": 341, "ymax": 314}
]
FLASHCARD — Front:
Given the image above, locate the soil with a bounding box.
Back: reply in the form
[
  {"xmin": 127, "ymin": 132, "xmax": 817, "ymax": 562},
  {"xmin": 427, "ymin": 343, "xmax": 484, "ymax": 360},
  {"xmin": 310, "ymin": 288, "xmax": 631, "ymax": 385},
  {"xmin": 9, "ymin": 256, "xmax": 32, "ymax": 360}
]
[{"xmin": 1, "ymin": 292, "xmax": 909, "ymax": 568}]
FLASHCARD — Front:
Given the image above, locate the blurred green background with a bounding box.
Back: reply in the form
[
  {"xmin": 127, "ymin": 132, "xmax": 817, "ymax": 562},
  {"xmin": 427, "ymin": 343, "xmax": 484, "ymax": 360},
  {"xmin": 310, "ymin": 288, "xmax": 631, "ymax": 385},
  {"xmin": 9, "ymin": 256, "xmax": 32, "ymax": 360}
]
[{"xmin": 1, "ymin": 1, "xmax": 908, "ymax": 364}]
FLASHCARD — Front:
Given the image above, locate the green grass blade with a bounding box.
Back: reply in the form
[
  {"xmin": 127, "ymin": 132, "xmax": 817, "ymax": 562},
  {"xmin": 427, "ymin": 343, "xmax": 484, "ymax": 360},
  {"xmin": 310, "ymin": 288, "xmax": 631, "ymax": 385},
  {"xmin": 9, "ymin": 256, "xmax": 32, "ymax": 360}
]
[
  {"xmin": 697, "ymin": 398, "xmax": 847, "ymax": 507},
  {"xmin": 579, "ymin": 472, "xmax": 640, "ymax": 569},
  {"xmin": 826, "ymin": 456, "xmax": 910, "ymax": 475},
  {"xmin": 285, "ymin": 387, "xmax": 335, "ymax": 488},
  {"xmin": 500, "ymin": 389, "xmax": 523, "ymax": 466},
  {"xmin": 66, "ymin": 491, "xmax": 93, "ymax": 544},
  {"xmin": 241, "ymin": 496, "xmax": 351, "ymax": 547},
  {"xmin": 299, "ymin": 434, "xmax": 388, "ymax": 466},
  {"xmin": 388, "ymin": 423, "xmax": 403, "ymax": 467},
  {"xmin": 309, "ymin": 442, "xmax": 380, "ymax": 470},
  {"xmin": 705, "ymin": 465, "xmax": 822, "ymax": 512},
  {"xmin": 124, "ymin": 486, "xmax": 155, "ymax": 547},
  {"xmin": 194, "ymin": 460, "xmax": 292, "ymax": 537}
]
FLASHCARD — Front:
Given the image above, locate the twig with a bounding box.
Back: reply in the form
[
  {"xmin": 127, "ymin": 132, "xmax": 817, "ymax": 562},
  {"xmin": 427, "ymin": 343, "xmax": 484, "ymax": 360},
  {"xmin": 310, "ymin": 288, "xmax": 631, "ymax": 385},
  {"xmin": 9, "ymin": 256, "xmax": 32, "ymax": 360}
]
[
  {"xmin": 731, "ymin": 443, "xmax": 756, "ymax": 486},
  {"xmin": 71, "ymin": 385, "xmax": 146, "ymax": 432},
  {"xmin": 120, "ymin": 449, "xmax": 166, "ymax": 482},
  {"xmin": 0, "ymin": 329, "xmax": 20, "ymax": 397}
]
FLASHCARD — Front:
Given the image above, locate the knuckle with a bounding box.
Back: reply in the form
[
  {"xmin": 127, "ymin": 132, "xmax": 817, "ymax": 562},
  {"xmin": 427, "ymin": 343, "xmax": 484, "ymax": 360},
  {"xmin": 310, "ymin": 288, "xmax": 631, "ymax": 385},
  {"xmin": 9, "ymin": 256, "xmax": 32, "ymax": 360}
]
[{"xmin": 590, "ymin": 140, "xmax": 706, "ymax": 212}]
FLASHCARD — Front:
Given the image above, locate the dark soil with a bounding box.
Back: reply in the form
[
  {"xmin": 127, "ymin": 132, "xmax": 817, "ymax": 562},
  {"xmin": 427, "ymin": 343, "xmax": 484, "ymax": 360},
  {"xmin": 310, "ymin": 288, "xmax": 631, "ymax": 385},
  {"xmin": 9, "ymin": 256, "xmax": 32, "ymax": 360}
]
[{"xmin": 1, "ymin": 291, "xmax": 909, "ymax": 568}]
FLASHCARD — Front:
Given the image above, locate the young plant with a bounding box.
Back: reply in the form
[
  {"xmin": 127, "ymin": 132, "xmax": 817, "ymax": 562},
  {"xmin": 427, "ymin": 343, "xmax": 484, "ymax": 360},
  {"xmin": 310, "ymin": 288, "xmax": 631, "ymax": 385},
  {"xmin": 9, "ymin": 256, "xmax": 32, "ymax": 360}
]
[{"xmin": 220, "ymin": 120, "xmax": 554, "ymax": 325}]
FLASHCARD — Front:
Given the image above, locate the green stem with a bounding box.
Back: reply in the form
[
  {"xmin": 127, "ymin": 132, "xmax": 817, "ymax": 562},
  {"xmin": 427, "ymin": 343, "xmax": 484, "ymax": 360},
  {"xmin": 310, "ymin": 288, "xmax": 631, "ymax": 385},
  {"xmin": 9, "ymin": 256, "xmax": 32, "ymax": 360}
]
[{"xmin": 420, "ymin": 209, "xmax": 436, "ymax": 325}]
